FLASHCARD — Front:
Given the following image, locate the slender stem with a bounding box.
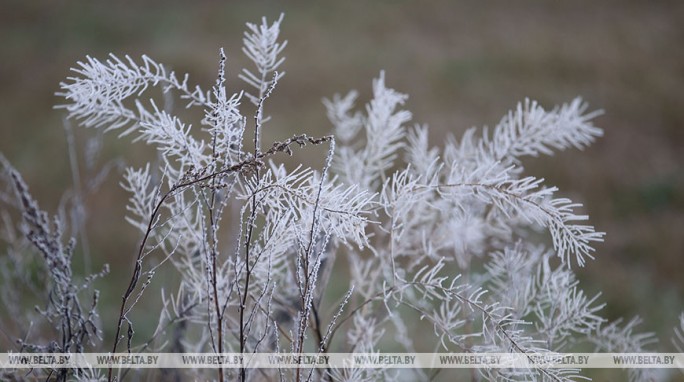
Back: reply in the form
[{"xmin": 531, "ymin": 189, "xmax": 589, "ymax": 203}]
[
  {"xmin": 239, "ymin": 203, "xmax": 255, "ymax": 381},
  {"xmin": 64, "ymin": 120, "xmax": 92, "ymax": 273},
  {"xmin": 208, "ymin": 95, "xmax": 225, "ymax": 382},
  {"xmin": 295, "ymin": 139, "xmax": 333, "ymax": 382},
  {"xmin": 239, "ymin": 77, "xmax": 264, "ymax": 382}
]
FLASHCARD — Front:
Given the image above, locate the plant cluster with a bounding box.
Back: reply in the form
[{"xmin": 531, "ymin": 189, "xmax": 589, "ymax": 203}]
[{"xmin": 1, "ymin": 14, "xmax": 682, "ymax": 382}]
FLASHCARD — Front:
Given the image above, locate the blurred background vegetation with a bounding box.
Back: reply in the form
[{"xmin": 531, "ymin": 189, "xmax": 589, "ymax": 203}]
[{"xmin": 1, "ymin": 0, "xmax": 682, "ymax": 372}]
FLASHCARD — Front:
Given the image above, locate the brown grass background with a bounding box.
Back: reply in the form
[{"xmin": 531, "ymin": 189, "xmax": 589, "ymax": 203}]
[{"xmin": 1, "ymin": 0, "xmax": 683, "ymax": 373}]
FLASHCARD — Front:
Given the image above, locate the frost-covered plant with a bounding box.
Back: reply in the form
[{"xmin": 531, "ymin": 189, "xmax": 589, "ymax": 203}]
[
  {"xmin": 2, "ymin": 13, "xmax": 681, "ymax": 382},
  {"xmin": 0, "ymin": 153, "xmax": 109, "ymax": 382}
]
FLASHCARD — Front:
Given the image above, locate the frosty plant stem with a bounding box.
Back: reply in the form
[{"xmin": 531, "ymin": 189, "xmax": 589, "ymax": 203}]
[{"xmin": 238, "ymin": 71, "xmax": 277, "ymax": 382}]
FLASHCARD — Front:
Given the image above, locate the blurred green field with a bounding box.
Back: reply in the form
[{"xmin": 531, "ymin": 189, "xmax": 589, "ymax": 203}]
[{"xmin": 1, "ymin": 0, "xmax": 683, "ymax": 379}]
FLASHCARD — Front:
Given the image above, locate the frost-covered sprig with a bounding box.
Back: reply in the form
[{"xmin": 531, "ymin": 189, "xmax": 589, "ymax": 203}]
[
  {"xmin": 332, "ymin": 72, "xmax": 412, "ymax": 191},
  {"xmin": 531, "ymin": 255, "xmax": 605, "ymax": 347},
  {"xmin": 484, "ymin": 97, "xmax": 603, "ymax": 164},
  {"xmin": 204, "ymin": 48, "xmax": 247, "ymax": 165},
  {"xmin": 444, "ymin": 97, "xmax": 603, "ymax": 174},
  {"xmin": 57, "ymin": 54, "xmax": 210, "ymax": 131},
  {"xmin": 0, "ymin": 156, "xmax": 47, "ymax": 340},
  {"xmin": 120, "ymin": 164, "xmax": 157, "ymax": 232},
  {"xmin": 484, "ymin": 244, "xmax": 605, "ymax": 350},
  {"xmin": 482, "ymin": 244, "xmax": 541, "ymax": 315},
  {"xmin": 133, "ymin": 101, "xmax": 208, "ymax": 167},
  {"xmin": 434, "ymin": 163, "xmax": 605, "ymax": 266},
  {"xmin": 590, "ymin": 316, "xmax": 657, "ymax": 353},
  {"xmin": 240, "ymin": 13, "xmax": 287, "ymax": 105},
  {"xmin": 323, "ymin": 91, "xmax": 364, "ymax": 144},
  {"xmin": 589, "ymin": 317, "xmax": 659, "ymax": 382},
  {"xmin": 239, "ymin": 163, "xmax": 375, "ymax": 249},
  {"xmin": 405, "ymin": 125, "xmax": 441, "ymax": 180}
]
